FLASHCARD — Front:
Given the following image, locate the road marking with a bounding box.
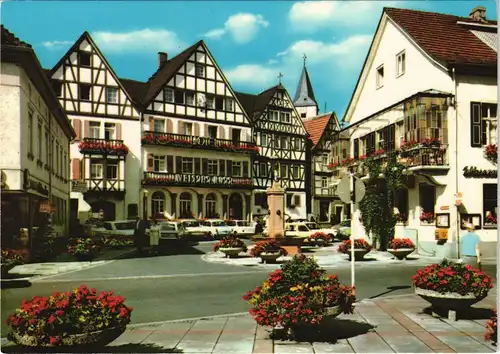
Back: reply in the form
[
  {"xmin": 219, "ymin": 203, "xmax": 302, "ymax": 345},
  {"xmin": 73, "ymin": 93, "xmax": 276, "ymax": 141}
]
[{"xmin": 32, "ymin": 270, "xmax": 270, "ymax": 283}]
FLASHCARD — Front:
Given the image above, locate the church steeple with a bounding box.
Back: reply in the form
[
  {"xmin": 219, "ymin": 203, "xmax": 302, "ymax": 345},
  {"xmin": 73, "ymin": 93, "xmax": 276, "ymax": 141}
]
[{"xmin": 293, "ymin": 54, "xmax": 319, "ymax": 119}]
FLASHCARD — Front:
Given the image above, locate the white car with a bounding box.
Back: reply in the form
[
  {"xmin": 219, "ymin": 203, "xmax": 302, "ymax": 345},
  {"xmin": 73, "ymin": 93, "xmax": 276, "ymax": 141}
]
[
  {"xmin": 226, "ymin": 220, "xmax": 255, "ymax": 237},
  {"xmin": 157, "ymin": 221, "xmax": 187, "ymax": 240},
  {"xmin": 201, "ymin": 219, "xmax": 232, "ymax": 239},
  {"xmin": 93, "ymin": 220, "xmax": 136, "ymax": 239},
  {"xmin": 179, "ymin": 219, "xmax": 211, "ymax": 240}
]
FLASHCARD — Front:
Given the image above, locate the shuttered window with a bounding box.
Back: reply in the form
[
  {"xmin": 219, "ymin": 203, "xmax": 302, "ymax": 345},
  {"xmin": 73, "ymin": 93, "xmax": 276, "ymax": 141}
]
[{"xmin": 470, "ymin": 102, "xmax": 482, "ymax": 147}]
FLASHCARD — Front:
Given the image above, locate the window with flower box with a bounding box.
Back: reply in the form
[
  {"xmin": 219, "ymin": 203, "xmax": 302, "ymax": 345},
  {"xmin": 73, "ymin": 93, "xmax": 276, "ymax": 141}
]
[
  {"xmin": 483, "ymin": 183, "xmax": 497, "ymax": 227},
  {"xmin": 394, "ymin": 189, "xmax": 409, "ymax": 223},
  {"xmin": 419, "ymin": 184, "xmax": 435, "ymax": 223},
  {"xmin": 471, "ymin": 102, "xmax": 497, "ymax": 147}
]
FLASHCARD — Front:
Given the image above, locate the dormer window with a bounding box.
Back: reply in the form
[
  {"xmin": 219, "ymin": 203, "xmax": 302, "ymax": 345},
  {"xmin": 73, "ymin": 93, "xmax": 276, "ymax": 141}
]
[
  {"xmin": 78, "ymin": 52, "xmax": 91, "ymax": 67},
  {"xmin": 396, "ymin": 51, "xmax": 406, "ymax": 77},
  {"xmin": 195, "ymin": 64, "xmax": 205, "ymax": 78},
  {"xmin": 376, "ymin": 65, "xmax": 384, "ymax": 88}
]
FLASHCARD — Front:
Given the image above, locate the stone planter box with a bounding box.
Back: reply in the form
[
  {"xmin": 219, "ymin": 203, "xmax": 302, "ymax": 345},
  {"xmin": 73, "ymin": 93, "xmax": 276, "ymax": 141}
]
[
  {"xmin": 415, "ymin": 287, "xmax": 487, "ymax": 320},
  {"xmin": 219, "ymin": 247, "xmax": 243, "ymax": 258},
  {"xmin": 259, "ymin": 252, "xmax": 281, "ymax": 264},
  {"xmin": 282, "ymin": 305, "xmax": 343, "ymax": 340},
  {"xmin": 388, "ymin": 248, "xmax": 415, "ymax": 260},
  {"xmin": 346, "ymin": 249, "xmax": 371, "ymax": 261},
  {"xmin": 8, "ymin": 325, "xmax": 126, "ymax": 349}
]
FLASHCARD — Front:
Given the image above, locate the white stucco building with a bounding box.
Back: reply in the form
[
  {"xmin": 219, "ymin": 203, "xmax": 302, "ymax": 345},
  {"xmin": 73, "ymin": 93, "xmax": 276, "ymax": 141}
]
[
  {"xmin": 1, "ymin": 26, "xmax": 76, "ymax": 247},
  {"xmin": 45, "ymin": 32, "xmax": 143, "ymax": 222},
  {"xmin": 338, "ymin": 6, "xmax": 497, "ymax": 258}
]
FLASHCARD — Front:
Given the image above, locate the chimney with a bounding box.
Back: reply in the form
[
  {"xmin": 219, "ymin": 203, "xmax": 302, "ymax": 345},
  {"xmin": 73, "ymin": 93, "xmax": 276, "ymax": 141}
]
[
  {"xmin": 469, "ymin": 6, "xmax": 486, "ymax": 22},
  {"xmin": 158, "ymin": 52, "xmax": 168, "ymax": 68}
]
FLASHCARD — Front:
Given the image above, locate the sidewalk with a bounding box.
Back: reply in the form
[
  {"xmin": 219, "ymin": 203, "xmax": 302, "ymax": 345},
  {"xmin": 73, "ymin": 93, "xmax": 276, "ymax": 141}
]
[
  {"xmin": 4, "ymin": 292, "xmax": 495, "ymax": 353},
  {"xmin": 4, "ymin": 247, "xmax": 135, "ymax": 281}
]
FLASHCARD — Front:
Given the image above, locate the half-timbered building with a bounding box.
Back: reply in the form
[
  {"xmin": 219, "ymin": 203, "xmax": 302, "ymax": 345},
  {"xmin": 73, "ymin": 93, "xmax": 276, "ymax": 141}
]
[
  {"xmin": 303, "ymin": 112, "xmax": 344, "ymax": 224},
  {"xmin": 1, "ymin": 26, "xmax": 76, "ymax": 250},
  {"xmin": 140, "ymin": 41, "xmax": 256, "ymax": 221},
  {"xmin": 46, "ymin": 31, "xmax": 143, "ymax": 222},
  {"xmin": 236, "ymin": 84, "xmax": 310, "ymax": 220}
]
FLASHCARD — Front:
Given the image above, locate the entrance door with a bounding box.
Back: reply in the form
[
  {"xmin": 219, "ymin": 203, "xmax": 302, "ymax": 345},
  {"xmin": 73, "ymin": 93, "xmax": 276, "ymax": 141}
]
[
  {"xmin": 319, "ymin": 201, "xmax": 330, "ymax": 222},
  {"xmin": 229, "ymin": 193, "xmax": 243, "ymax": 220},
  {"xmin": 335, "ymin": 206, "xmax": 343, "ymax": 224}
]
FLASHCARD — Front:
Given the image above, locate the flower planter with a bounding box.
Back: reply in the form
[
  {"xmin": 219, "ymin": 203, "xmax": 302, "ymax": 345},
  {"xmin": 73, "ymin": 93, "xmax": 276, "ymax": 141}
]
[
  {"xmin": 8, "ymin": 325, "xmax": 126, "ymax": 349},
  {"xmin": 415, "ymin": 287, "xmax": 486, "ymax": 311},
  {"xmin": 284, "ymin": 306, "xmax": 342, "ymax": 340},
  {"xmin": 388, "ymin": 248, "xmax": 415, "ymax": 260},
  {"xmin": 260, "ymin": 252, "xmax": 281, "ymax": 264},
  {"xmin": 219, "ymin": 247, "xmax": 243, "ymax": 258},
  {"xmin": 346, "ymin": 249, "xmax": 370, "ymax": 261}
]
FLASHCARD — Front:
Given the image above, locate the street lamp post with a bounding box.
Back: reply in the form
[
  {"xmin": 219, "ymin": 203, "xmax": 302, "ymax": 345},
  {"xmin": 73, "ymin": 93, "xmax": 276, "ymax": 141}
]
[{"xmin": 143, "ymin": 190, "xmax": 149, "ymax": 220}]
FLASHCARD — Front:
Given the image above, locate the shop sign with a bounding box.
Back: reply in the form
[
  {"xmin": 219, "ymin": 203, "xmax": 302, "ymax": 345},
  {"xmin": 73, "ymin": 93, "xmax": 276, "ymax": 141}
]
[{"xmin": 463, "ymin": 166, "xmax": 497, "ymax": 179}]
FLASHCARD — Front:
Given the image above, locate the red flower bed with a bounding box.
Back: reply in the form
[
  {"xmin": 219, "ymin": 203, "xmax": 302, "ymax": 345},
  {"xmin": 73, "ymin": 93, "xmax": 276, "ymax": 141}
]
[
  {"xmin": 411, "ymin": 259, "xmax": 493, "ymax": 297},
  {"xmin": 213, "ymin": 236, "xmax": 247, "ymax": 252},
  {"xmin": 485, "ymin": 310, "xmax": 497, "ymax": 344},
  {"xmin": 242, "ymin": 255, "xmax": 355, "ymax": 330},
  {"xmin": 78, "ymin": 141, "xmax": 129, "ymax": 155},
  {"xmin": 337, "ymin": 239, "xmax": 372, "ymax": 253},
  {"xmin": 250, "ymin": 240, "xmax": 287, "ymax": 258},
  {"xmin": 5, "ymin": 285, "xmax": 133, "ymax": 346},
  {"xmin": 371, "ymin": 149, "xmax": 385, "ymax": 157},
  {"xmin": 388, "ymin": 238, "xmax": 415, "ymax": 249}
]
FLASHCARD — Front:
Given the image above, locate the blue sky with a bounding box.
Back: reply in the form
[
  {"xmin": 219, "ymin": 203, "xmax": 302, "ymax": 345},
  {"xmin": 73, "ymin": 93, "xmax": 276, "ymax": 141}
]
[{"xmin": 2, "ymin": 1, "xmax": 497, "ymax": 118}]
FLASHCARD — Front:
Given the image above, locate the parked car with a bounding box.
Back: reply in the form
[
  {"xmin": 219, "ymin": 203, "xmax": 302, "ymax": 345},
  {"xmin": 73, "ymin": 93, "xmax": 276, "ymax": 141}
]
[
  {"xmin": 226, "ymin": 220, "xmax": 255, "ymax": 237},
  {"xmin": 92, "ymin": 220, "xmax": 136, "ymax": 241},
  {"xmin": 157, "ymin": 221, "xmax": 187, "ymax": 240},
  {"xmin": 179, "ymin": 219, "xmax": 211, "ymax": 240},
  {"xmin": 201, "ymin": 219, "xmax": 232, "ymax": 239},
  {"xmin": 332, "ymin": 219, "xmax": 351, "ymax": 240}
]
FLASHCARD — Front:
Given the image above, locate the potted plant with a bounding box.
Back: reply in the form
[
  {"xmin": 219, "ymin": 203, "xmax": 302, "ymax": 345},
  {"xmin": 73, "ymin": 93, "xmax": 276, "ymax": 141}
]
[
  {"xmin": 485, "ymin": 310, "xmax": 497, "ymax": 345},
  {"xmin": 387, "ymin": 238, "xmax": 415, "ymax": 260},
  {"xmin": 242, "ymin": 254, "xmax": 356, "ymax": 340},
  {"xmin": 308, "ymin": 232, "xmax": 329, "ymax": 247},
  {"xmin": 250, "ymin": 239, "xmax": 288, "ymax": 264},
  {"xmin": 6, "ymin": 285, "xmax": 133, "ymax": 349},
  {"xmin": 213, "ymin": 236, "xmax": 247, "ymax": 258},
  {"xmin": 337, "ymin": 239, "xmax": 372, "ymax": 261},
  {"xmin": 411, "ymin": 259, "xmax": 493, "ymax": 315},
  {"xmin": 420, "ymin": 211, "xmax": 435, "ymax": 224},
  {"xmin": 1, "ymin": 249, "xmax": 25, "ymax": 277},
  {"xmin": 67, "ymin": 238, "xmax": 100, "ymax": 261}
]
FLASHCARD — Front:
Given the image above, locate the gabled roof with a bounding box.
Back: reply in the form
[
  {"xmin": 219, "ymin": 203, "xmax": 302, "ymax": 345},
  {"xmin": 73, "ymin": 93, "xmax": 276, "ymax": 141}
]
[
  {"xmin": 48, "ymin": 31, "xmax": 141, "ymax": 106},
  {"xmin": 120, "ymin": 78, "xmax": 149, "ymax": 105},
  {"xmin": 235, "ymin": 85, "xmax": 280, "ymax": 122},
  {"xmin": 303, "ymin": 112, "xmax": 338, "ymax": 148},
  {"xmin": 142, "ymin": 40, "xmax": 202, "ymax": 106},
  {"xmin": 293, "ymin": 65, "xmax": 318, "ymax": 108},
  {"xmin": 2, "ymin": 26, "xmax": 75, "ymax": 139},
  {"xmin": 385, "ymin": 7, "xmax": 497, "ymax": 66}
]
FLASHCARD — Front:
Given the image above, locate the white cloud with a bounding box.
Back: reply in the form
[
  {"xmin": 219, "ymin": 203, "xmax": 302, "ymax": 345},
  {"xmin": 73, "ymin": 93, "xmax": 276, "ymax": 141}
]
[
  {"xmin": 225, "ymin": 34, "xmax": 371, "ymax": 90},
  {"xmin": 203, "ymin": 13, "xmax": 269, "ymax": 44},
  {"xmin": 41, "ymin": 40, "xmax": 73, "ymax": 50},
  {"xmin": 91, "ymin": 28, "xmax": 185, "ymax": 53},
  {"xmin": 289, "ymin": 1, "xmax": 402, "ymax": 32},
  {"xmin": 225, "ymin": 64, "xmax": 282, "ymax": 88}
]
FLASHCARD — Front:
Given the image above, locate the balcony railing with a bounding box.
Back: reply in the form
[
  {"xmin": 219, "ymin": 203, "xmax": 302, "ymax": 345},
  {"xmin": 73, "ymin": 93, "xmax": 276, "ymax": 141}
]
[
  {"xmin": 142, "ymin": 172, "xmax": 253, "ymax": 189},
  {"xmin": 141, "ymin": 131, "xmax": 259, "ymax": 154},
  {"xmin": 78, "ymin": 138, "xmax": 129, "ymax": 156}
]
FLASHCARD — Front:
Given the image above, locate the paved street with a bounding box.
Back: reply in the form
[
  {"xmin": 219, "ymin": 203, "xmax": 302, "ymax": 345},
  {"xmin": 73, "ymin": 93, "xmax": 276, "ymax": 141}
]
[{"xmin": 1, "ymin": 242, "xmax": 497, "ymax": 339}]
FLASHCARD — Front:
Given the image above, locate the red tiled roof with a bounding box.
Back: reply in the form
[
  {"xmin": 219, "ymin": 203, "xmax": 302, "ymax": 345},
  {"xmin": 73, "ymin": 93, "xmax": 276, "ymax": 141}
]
[
  {"xmin": 385, "ymin": 7, "xmax": 497, "ymax": 66},
  {"xmin": 303, "ymin": 113, "xmax": 332, "ymax": 147},
  {"xmin": 1, "ymin": 25, "xmax": 31, "ymax": 48}
]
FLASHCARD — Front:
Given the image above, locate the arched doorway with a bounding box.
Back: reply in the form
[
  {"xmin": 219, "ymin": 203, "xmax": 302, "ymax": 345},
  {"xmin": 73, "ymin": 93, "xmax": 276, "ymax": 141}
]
[
  {"xmin": 229, "ymin": 193, "xmax": 243, "ymax": 220},
  {"xmin": 90, "ymin": 201, "xmax": 116, "ymax": 221},
  {"xmin": 179, "ymin": 192, "xmax": 193, "ymax": 218},
  {"xmin": 205, "ymin": 193, "xmax": 217, "ymax": 218},
  {"xmin": 151, "ymin": 191, "xmax": 166, "ymax": 218}
]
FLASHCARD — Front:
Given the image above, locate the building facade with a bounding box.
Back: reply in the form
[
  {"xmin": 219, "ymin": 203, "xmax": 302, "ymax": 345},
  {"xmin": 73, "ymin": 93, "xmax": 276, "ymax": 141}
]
[
  {"xmin": 140, "ymin": 41, "xmax": 256, "ymax": 221},
  {"xmin": 236, "ymin": 84, "xmax": 310, "ymax": 220},
  {"xmin": 46, "ymin": 32, "xmax": 143, "ymax": 222},
  {"xmin": 339, "ymin": 6, "xmax": 497, "ymax": 258},
  {"xmin": 1, "ymin": 26, "xmax": 76, "ymax": 248},
  {"xmin": 303, "ymin": 112, "xmax": 344, "ymax": 224}
]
